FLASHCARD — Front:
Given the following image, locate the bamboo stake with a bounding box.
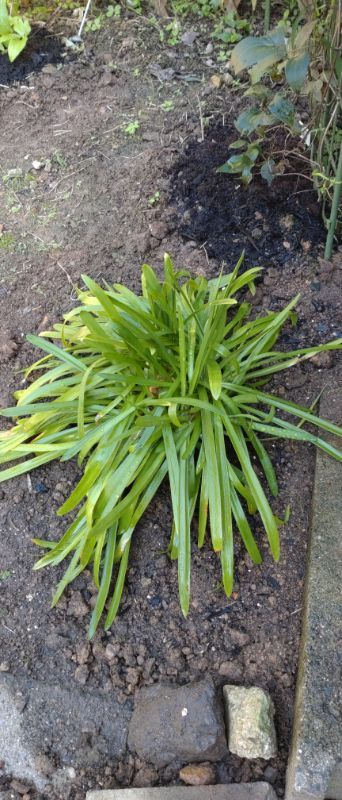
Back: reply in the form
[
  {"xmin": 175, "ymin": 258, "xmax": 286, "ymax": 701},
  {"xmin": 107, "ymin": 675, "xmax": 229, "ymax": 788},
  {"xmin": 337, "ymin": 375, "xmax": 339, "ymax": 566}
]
[
  {"xmin": 78, "ymin": 0, "xmax": 92, "ymax": 39},
  {"xmin": 264, "ymin": 0, "xmax": 271, "ymax": 31},
  {"xmin": 324, "ymin": 142, "xmax": 342, "ymax": 260}
]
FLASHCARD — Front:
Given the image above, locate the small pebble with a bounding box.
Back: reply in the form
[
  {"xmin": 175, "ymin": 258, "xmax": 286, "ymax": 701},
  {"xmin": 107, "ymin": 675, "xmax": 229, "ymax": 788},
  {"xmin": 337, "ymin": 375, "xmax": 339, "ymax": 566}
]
[
  {"xmin": 67, "ymin": 591, "xmax": 89, "ymax": 618},
  {"xmin": 264, "ymin": 765, "xmax": 278, "ymax": 783},
  {"xmin": 210, "ymin": 74, "xmax": 222, "ymax": 89},
  {"xmin": 105, "ymin": 643, "xmax": 118, "ymax": 660},
  {"xmin": 35, "ymin": 482, "xmax": 48, "ymax": 494},
  {"xmin": 66, "ymin": 767, "xmax": 76, "ymax": 779},
  {"xmin": 180, "ymin": 762, "xmax": 215, "ymax": 785},
  {"xmin": 10, "ymin": 780, "xmax": 30, "ymax": 794},
  {"xmin": 251, "ymin": 227, "xmax": 263, "ymax": 240},
  {"xmin": 311, "ymin": 351, "xmax": 333, "ymax": 368},
  {"xmin": 148, "ymin": 221, "xmax": 169, "ymax": 240}
]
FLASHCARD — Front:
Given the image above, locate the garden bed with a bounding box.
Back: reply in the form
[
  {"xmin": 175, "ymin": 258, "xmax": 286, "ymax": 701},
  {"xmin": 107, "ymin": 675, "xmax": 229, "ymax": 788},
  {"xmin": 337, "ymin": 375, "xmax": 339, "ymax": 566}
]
[{"xmin": 0, "ymin": 9, "xmax": 341, "ymax": 800}]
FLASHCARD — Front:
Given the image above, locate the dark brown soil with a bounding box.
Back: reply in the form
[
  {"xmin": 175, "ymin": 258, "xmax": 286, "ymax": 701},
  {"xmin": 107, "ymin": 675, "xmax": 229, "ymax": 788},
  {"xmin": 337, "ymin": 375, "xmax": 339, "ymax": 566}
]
[
  {"xmin": 171, "ymin": 124, "xmax": 325, "ymax": 266},
  {"xmin": 0, "ymin": 27, "xmax": 74, "ymax": 86},
  {"xmin": 0, "ymin": 8, "xmax": 341, "ymax": 800}
]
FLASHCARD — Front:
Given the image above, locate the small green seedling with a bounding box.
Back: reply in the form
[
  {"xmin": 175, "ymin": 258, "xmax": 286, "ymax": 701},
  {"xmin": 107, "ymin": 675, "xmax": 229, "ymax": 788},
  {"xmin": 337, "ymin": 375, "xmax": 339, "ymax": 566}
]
[
  {"xmin": 161, "ymin": 19, "xmax": 182, "ymax": 46},
  {"xmin": 106, "ymin": 4, "xmax": 121, "ymax": 17},
  {"xmin": 161, "ymin": 100, "xmax": 175, "ymax": 112},
  {"xmin": 148, "ymin": 190, "xmax": 161, "ymax": 206},
  {"xmin": 123, "ymin": 120, "xmax": 140, "ymax": 136}
]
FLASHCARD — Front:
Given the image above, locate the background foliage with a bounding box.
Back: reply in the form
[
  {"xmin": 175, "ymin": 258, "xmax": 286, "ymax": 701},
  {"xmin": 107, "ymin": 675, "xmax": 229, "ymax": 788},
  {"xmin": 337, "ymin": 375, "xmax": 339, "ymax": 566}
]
[{"xmin": 219, "ymin": 0, "xmax": 342, "ymax": 258}]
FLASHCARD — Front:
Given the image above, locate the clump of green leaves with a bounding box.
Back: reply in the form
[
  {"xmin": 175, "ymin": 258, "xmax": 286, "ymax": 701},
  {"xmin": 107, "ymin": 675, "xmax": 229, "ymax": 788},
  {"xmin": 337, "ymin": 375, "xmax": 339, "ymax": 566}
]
[
  {"xmin": 85, "ymin": 3, "xmax": 121, "ymax": 31},
  {"xmin": 171, "ymin": 0, "xmax": 227, "ymax": 17},
  {"xmin": 0, "ymin": 0, "xmax": 31, "ymax": 61},
  {"xmin": 212, "ymin": 10, "xmax": 250, "ymax": 45},
  {"xmin": 219, "ymin": 1, "xmax": 341, "ymax": 256},
  {"xmin": 0, "ymin": 255, "xmax": 341, "ymax": 637},
  {"xmin": 218, "ymin": 22, "xmax": 311, "ymax": 184},
  {"xmin": 123, "ymin": 119, "xmax": 140, "ymax": 135},
  {"xmin": 148, "ymin": 189, "xmax": 161, "ymax": 204}
]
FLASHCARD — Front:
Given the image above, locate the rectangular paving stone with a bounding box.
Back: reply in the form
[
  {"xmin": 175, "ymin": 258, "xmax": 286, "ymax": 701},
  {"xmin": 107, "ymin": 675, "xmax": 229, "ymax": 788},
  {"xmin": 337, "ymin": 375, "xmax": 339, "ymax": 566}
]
[
  {"xmin": 0, "ymin": 673, "xmax": 130, "ymax": 789},
  {"xmin": 86, "ymin": 783, "xmax": 277, "ymax": 800},
  {"xmin": 286, "ymin": 376, "xmax": 342, "ymax": 800}
]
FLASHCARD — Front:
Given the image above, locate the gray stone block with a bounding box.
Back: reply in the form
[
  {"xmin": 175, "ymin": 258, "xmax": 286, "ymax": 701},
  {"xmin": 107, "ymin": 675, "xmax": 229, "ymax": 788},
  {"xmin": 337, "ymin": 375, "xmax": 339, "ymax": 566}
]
[
  {"xmin": 0, "ymin": 673, "xmax": 130, "ymax": 787},
  {"xmin": 223, "ymin": 685, "xmax": 277, "ymax": 760},
  {"xmin": 128, "ymin": 678, "xmax": 227, "ymax": 767},
  {"xmin": 86, "ymin": 783, "xmax": 277, "ymax": 800},
  {"xmin": 286, "ymin": 378, "xmax": 342, "ymax": 800}
]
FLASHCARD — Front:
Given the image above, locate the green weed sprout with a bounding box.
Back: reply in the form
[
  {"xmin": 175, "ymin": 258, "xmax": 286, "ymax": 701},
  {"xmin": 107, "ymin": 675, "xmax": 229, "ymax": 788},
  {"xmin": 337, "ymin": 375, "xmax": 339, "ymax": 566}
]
[{"xmin": 0, "ymin": 255, "xmax": 341, "ymax": 637}]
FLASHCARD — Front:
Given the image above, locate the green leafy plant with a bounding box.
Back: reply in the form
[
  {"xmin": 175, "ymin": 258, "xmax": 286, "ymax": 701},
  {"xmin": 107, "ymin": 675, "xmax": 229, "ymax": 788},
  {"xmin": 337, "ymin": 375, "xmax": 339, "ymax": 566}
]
[
  {"xmin": 126, "ymin": 0, "xmax": 142, "ymax": 11},
  {"xmin": 123, "ymin": 119, "xmax": 140, "ymax": 135},
  {"xmin": 0, "ymin": 255, "xmax": 341, "ymax": 637},
  {"xmin": 218, "ymin": 22, "xmax": 309, "ymax": 184},
  {"xmin": 220, "ymin": 1, "xmax": 342, "ymax": 256},
  {"xmin": 0, "ymin": 0, "xmax": 31, "ymax": 61},
  {"xmin": 159, "ymin": 17, "xmax": 181, "ymax": 45},
  {"xmin": 218, "ymin": 138, "xmax": 262, "ymax": 184},
  {"xmin": 148, "ymin": 189, "xmax": 161, "ymax": 204},
  {"xmin": 212, "ymin": 10, "xmax": 250, "ymax": 45},
  {"xmin": 161, "ymin": 99, "xmax": 174, "ymax": 112},
  {"xmin": 84, "ymin": 2, "xmax": 121, "ymax": 31}
]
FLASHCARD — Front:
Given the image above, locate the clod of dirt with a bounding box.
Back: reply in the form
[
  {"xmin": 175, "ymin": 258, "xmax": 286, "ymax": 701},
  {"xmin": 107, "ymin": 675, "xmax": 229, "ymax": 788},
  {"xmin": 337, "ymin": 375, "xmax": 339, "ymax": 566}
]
[
  {"xmin": 311, "ymin": 351, "xmax": 333, "ymax": 368},
  {"xmin": 218, "ymin": 662, "xmax": 243, "ymax": 681},
  {"xmin": 0, "ymin": 336, "xmax": 18, "ymax": 363},
  {"xmin": 132, "ymin": 764, "xmax": 158, "ymax": 788},
  {"xmin": 149, "ymin": 221, "xmax": 169, "ymax": 240},
  {"xmin": 66, "ymin": 591, "xmax": 89, "ymax": 619},
  {"xmin": 10, "ymin": 780, "xmax": 30, "ymax": 795},
  {"xmin": 33, "ymin": 754, "xmax": 55, "ymax": 778}
]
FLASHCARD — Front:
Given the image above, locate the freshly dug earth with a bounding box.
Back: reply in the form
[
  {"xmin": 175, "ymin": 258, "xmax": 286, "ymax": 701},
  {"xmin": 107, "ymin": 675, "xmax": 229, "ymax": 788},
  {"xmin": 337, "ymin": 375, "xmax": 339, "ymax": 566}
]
[
  {"xmin": 0, "ymin": 9, "xmax": 341, "ymax": 800},
  {"xmin": 0, "ymin": 27, "xmax": 75, "ymax": 86}
]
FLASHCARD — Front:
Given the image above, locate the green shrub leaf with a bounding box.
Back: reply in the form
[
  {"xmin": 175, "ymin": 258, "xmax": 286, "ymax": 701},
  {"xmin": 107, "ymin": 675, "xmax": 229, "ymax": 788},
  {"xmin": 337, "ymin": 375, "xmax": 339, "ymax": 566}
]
[
  {"xmin": 236, "ymin": 107, "xmax": 275, "ymax": 134},
  {"xmin": 285, "ymin": 52, "xmax": 310, "ymax": 91},
  {"xmin": 260, "ymin": 158, "xmax": 276, "ymax": 185},
  {"xmin": 231, "ymin": 28, "xmax": 287, "ymax": 74},
  {"xmin": 268, "ymin": 95, "xmax": 296, "ymax": 126}
]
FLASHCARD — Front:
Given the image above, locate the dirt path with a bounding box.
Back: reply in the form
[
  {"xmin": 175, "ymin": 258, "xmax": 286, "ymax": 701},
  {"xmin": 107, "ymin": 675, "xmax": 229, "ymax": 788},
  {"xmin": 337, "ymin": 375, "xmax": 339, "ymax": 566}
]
[{"xmin": 0, "ymin": 11, "xmax": 341, "ymax": 800}]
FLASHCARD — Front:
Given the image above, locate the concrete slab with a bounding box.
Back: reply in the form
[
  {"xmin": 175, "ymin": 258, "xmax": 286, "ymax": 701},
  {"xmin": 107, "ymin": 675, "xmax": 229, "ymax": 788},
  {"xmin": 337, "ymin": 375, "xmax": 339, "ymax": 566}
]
[
  {"xmin": 86, "ymin": 783, "xmax": 277, "ymax": 800},
  {"xmin": 286, "ymin": 377, "xmax": 342, "ymax": 800},
  {"xmin": 0, "ymin": 673, "xmax": 130, "ymax": 787}
]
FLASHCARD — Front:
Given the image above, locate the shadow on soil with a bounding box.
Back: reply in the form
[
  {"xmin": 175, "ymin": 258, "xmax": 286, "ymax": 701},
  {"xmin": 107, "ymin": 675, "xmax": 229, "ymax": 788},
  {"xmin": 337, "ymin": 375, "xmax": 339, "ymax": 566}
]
[{"xmin": 0, "ymin": 27, "xmax": 75, "ymax": 85}]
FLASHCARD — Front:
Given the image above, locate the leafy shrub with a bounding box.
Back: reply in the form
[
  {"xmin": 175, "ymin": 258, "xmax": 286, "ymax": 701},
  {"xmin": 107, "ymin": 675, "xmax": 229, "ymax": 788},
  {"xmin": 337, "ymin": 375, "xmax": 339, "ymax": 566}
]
[
  {"xmin": 218, "ymin": 21, "xmax": 318, "ymax": 185},
  {"xmin": 219, "ymin": 1, "xmax": 342, "ymax": 257},
  {"xmin": 0, "ymin": 256, "xmax": 341, "ymax": 636},
  {"xmin": 0, "ymin": 0, "xmax": 31, "ymax": 61}
]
